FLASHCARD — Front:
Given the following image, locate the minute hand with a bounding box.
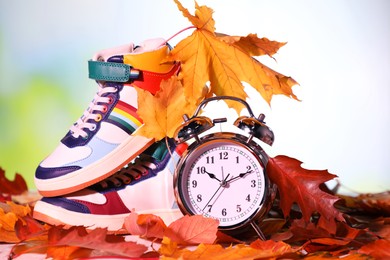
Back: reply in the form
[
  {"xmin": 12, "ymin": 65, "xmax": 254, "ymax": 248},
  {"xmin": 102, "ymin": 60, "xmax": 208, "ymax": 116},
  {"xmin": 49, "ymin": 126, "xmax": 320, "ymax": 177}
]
[{"xmin": 227, "ymin": 169, "xmax": 253, "ymax": 183}]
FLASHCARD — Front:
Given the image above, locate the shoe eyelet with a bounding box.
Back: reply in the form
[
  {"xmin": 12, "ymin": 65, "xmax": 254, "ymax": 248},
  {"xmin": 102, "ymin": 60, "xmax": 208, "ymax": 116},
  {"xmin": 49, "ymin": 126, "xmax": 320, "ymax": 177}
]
[
  {"xmin": 82, "ymin": 134, "xmax": 89, "ymax": 140},
  {"xmin": 134, "ymin": 174, "xmax": 141, "ymax": 180},
  {"xmin": 90, "ymin": 124, "xmax": 97, "ymax": 131},
  {"xmin": 107, "ymin": 97, "xmax": 114, "ymax": 104},
  {"xmin": 102, "ymin": 105, "xmax": 108, "ymax": 113},
  {"xmin": 95, "ymin": 114, "xmax": 102, "ymax": 122}
]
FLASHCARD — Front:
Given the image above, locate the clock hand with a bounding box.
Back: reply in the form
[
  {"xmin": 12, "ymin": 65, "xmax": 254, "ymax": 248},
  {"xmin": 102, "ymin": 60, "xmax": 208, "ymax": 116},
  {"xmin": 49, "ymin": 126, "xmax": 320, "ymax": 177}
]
[
  {"xmin": 227, "ymin": 168, "xmax": 253, "ymax": 183},
  {"xmin": 202, "ymin": 173, "xmax": 230, "ymax": 211},
  {"xmin": 204, "ymin": 169, "xmax": 221, "ymax": 182}
]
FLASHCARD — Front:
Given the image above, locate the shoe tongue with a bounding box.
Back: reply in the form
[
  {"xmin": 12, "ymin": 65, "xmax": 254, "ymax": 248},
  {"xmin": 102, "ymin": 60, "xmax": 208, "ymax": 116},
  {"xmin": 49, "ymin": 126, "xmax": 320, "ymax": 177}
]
[{"xmin": 133, "ymin": 38, "xmax": 166, "ymax": 54}]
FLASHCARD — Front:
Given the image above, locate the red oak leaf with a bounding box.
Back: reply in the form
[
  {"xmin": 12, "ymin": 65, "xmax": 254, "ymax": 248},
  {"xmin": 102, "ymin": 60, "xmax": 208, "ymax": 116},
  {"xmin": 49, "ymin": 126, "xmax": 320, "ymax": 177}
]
[{"xmin": 266, "ymin": 155, "xmax": 345, "ymax": 233}]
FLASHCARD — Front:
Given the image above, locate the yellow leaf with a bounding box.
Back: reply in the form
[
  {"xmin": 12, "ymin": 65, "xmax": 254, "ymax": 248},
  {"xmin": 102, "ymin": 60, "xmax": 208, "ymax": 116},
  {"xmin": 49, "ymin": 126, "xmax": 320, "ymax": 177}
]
[
  {"xmin": 217, "ymin": 33, "xmax": 287, "ymax": 58},
  {"xmin": 0, "ymin": 202, "xmax": 31, "ymax": 242},
  {"xmin": 169, "ymin": 1, "xmax": 298, "ymax": 112},
  {"xmin": 159, "ymin": 236, "xmax": 180, "ymax": 258},
  {"xmin": 174, "ymin": 0, "xmax": 215, "ymax": 32},
  {"xmin": 135, "ymin": 76, "xmax": 197, "ymax": 140}
]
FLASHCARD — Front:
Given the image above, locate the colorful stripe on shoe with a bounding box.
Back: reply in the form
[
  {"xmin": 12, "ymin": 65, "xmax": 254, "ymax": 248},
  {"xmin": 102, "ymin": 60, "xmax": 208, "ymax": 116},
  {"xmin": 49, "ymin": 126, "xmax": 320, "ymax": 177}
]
[{"xmin": 106, "ymin": 100, "xmax": 142, "ymax": 134}]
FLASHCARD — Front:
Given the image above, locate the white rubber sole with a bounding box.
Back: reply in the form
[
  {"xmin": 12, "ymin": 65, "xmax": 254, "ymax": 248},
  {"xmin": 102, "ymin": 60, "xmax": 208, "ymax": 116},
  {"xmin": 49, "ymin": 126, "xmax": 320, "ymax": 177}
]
[
  {"xmin": 35, "ymin": 135, "xmax": 154, "ymax": 197},
  {"xmin": 33, "ymin": 200, "xmax": 183, "ymax": 233}
]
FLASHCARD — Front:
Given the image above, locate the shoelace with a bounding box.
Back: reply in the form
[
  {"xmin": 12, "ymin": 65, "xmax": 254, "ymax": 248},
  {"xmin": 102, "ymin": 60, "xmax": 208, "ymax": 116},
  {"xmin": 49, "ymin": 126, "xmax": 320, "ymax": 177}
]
[
  {"xmin": 97, "ymin": 155, "xmax": 158, "ymax": 189},
  {"xmin": 70, "ymin": 83, "xmax": 117, "ymax": 138}
]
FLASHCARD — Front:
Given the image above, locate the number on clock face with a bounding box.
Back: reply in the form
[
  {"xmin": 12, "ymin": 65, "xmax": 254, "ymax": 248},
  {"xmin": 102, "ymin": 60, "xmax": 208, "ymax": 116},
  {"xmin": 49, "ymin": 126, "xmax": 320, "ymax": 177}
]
[{"xmin": 178, "ymin": 141, "xmax": 267, "ymax": 228}]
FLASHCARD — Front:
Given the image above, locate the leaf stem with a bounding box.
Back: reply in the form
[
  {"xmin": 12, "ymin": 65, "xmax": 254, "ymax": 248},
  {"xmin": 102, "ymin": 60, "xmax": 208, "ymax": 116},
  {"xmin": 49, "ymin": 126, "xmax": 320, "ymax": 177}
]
[{"xmin": 163, "ymin": 26, "xmax": 196, "ymax": 46}]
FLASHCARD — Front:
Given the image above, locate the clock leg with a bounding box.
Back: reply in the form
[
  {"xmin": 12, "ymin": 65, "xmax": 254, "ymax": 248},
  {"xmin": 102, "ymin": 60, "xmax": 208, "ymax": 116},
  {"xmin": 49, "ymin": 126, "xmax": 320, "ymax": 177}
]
[{"xmin": 250, "ymin": 221, "xmax": 266, "ymax": 240}]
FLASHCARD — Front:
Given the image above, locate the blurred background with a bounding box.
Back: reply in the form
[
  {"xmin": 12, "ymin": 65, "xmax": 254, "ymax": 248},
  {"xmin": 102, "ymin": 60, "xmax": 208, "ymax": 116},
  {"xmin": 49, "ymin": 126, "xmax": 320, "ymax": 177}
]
[{"xmin": 0, "ymin": 0, "xmax": 389, "ymax": 194}]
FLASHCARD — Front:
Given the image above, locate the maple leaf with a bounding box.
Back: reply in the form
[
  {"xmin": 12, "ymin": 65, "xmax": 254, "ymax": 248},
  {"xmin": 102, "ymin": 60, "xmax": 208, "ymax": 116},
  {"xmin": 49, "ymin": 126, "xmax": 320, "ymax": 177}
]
[
  {"xmin": 123, "ymin": 212, "xmax": 167, "ymax": 239},
  {"xmin": 0, "ymin": 202, "xmax": 31, "ymax": 243},
  {"xmin": 217, "ymin": 33, "xmax": 287, "ymax": 58},
  {"xmin": 167, "ymin": 0, "xmax": 298, "ymax": 112},
  {"xmin": 266, "ymin": 156, "xmax": 345, "ymax": 234},
  {"xmin": 135, "ymin": 75, "xmax": 198, "ymax": 140},
  {"xmin": 164, "ymin": 215, "xmax": 219, "ymax": 245},
  {"xmin": 0, "ymin": 168, "xmax": 28, "ymax": 201},
  {"xmin": 14, "ymin": 215, "xmax": 47, "ymax": 241}
]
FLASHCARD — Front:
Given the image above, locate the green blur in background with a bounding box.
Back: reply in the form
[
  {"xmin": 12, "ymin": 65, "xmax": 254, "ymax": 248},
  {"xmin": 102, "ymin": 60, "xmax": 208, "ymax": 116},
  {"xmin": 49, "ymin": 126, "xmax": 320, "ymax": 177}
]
[{"xmin": 0, "ymin": 0, "xmax": 187, "ymax": 189}]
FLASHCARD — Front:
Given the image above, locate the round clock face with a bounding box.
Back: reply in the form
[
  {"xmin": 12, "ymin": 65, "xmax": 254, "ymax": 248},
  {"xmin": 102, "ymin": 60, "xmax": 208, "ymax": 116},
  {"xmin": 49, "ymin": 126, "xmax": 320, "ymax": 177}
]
[{"xmin": 176, "ymin": 139, "xmax": 267, "ymax": 228}]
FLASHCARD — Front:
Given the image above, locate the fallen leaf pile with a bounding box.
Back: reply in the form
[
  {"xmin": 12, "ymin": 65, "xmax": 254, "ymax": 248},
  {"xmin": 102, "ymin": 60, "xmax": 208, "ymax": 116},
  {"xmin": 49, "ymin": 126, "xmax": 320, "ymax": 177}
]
[{"xmin": 1, "ymin": 163, "xmax": 389, "ymax": 259}]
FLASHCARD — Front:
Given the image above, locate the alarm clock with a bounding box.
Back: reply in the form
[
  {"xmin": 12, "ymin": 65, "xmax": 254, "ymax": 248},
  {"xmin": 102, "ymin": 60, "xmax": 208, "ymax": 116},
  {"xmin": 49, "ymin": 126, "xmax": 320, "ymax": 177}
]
[{"xmin": 173, "ymin": 96, "xmax": 276, "ymax": 240}]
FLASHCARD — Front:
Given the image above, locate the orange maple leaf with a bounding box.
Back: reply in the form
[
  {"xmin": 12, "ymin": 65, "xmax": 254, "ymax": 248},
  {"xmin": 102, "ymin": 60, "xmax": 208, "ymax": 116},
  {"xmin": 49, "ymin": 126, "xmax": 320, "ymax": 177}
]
[
  {"xmin": 0, "ymin": 201, "xmax": 32, "ymax": 243},
  {"xmin": 266, "ymin": 156, "xmax": 345, "ymax": 234},
  {"xmin": 135, "ymin": 75, "xmax": 198, "ymax": 140},
  {"xmin": 167, "ymin": 0, "xmax": 298, "ymax": 112}
]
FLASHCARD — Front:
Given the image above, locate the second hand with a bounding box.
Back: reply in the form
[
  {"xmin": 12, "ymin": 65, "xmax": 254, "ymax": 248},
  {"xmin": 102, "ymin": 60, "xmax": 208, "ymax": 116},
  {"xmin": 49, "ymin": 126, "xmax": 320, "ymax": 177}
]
[{"xmin": 202, "ymin": 173, "xmax": 230, "ymax": 211}]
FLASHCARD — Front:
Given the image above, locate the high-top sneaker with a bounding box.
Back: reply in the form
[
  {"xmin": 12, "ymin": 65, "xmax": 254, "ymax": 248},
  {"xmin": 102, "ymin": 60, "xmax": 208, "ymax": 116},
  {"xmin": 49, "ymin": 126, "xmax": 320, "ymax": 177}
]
[
  {"xmin": 35, "ymin": 38, "xmax": 180, "ymax": 197},
  {"xmin": 33, "ymin": 139, "xmax": 188, "ymax": 232}
]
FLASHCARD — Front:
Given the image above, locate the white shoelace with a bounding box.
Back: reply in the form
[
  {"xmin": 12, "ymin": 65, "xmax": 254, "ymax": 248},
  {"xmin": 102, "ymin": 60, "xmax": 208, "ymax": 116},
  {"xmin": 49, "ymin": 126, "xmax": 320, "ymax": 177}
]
[
  {"xmin": 70, "ymin": 83, "xmax": 117, "ymax": 138},
  {"xmin": 98, "ymin": 155, "xmax": 158, "ymax": 188}
]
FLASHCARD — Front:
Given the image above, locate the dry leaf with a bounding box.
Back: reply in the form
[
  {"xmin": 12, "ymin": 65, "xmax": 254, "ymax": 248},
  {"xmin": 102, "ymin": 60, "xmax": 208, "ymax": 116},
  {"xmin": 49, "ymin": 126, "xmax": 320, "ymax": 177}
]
[
  {"xmin": 54, "ymin": 227, "xmax": 148, "ymax": 258},
  {"xmin": 267, "ymin": 156, "xmax": 345, "ymax": 234},
  {"xmin": 167, "ymin": 0, "xmax": 298, "ymax": 112},
  {"xmin": 250, "ymin": 239, "xmax": 294, "ymax": 254},
  {"xmin": 159, "ymin": 236, "xmax": 180, "ymax": 259},
  {"xmin": 358, "ymin": 239, "xmax": 390, "ymax": 260},
  {"xmin": 217, "ymin": 33, "xmax": 286, "ymax": 58},
  {"xmin": 0, "ymin": 202, "xmax": 32, "ymax": 243},
  {"xmin": 135, "ymin": 75, "xmax": 197, "ymax": 140},
  {"xmin": 162, "ymin": 242, "xmax": 297, "ymax": 260},
  {"xmin": 164, "ymin": 215, "xmax": 219, "ymax": 245},
  {"xmin": 123, "ymin": 212, "xmax": 167, "ymax": 239},
  {"xmin": 0, "ymin": 168, "xmax": 28, "ymax": 202},
  {"xmin": 15, "ymin": 215, "xmax": 47, "ymax": 241}
]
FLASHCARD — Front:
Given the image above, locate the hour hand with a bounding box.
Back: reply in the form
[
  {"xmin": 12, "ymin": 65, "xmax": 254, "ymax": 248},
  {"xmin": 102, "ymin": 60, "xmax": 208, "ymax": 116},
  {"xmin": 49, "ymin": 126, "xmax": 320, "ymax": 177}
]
[{"xmin": 205, "ymin": 170, "xmax": 221, "ymax": 182}]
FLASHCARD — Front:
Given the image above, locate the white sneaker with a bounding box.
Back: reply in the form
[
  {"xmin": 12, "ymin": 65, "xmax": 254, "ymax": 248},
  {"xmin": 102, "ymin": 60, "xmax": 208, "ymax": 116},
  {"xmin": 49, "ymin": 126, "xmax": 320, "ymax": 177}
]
[{"xmin": 35, "ymin": 38, "xmax": 180, "ymax": 197}]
